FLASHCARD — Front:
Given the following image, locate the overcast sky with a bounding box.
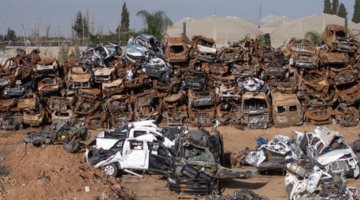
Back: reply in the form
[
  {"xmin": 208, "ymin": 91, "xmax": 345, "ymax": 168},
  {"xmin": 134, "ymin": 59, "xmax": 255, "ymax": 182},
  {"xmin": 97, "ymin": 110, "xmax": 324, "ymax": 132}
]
[{"xmin": 0, "ymin": 0, "xmax": 355, "ymax": 38}]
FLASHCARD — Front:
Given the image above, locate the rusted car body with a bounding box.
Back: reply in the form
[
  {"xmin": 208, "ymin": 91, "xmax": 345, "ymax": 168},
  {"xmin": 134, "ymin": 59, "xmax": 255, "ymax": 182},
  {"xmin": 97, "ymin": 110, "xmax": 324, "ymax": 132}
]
[
  {"xmin": 0, "ymin": 98, "xmax": 17, "ymax": 111},
  {"xmin": 164, "ymin": 36, "xmax": 189, "ymax": 63},
  {"xmin": 51, "ymin": 110, "xmax": 74, "ymax": 124},
  {"xmin": 162, "ymin": 93, "xmax": 188, "ymax": 126},
  {"xmin": 334, "ymin": 104, "xmax": 359, "ymax": 127},
  {"xmin": 241, "ymin": 92, "xmax": 271, "ymax": 129},
  {"xmin": 271, "ymin": 93, "xmax": 303, "ymax": 127},
  {"xmin": 187, "ymin": 107, "xmax": 215, "ymax": 127},
  {"xmin": 104, "ymin": 95, "xmax": 131, "ymax": 114},
  {"xmin": 285, "ymin": 38, "xmax": 319, "ymax": 68},
  {"xmin": 181, "ymin": 70, "xmax": 208, "ymax": 92},
  {"xmin": 188, "ymin": 90, "xmax": 216, "ymax": 107},
  {"xmin": 319, "ymin": 51, "xmax": 349, "ymax": 65},
  {"xmin": 77, "ymin": 88, "xmax": 101, "ymax": 101},
  {"xmin": 304, "ymin": 106, "xmax": 333, "ymax": 125},
  {"xmin": 2, "ymin": 85, "xmax": 27, "ymax": 99},
  {"xmin": 85, "ymin": 112, "xmax": 108, "ymax": 130},
  {"xmin": 94, "ymin": 67, "xmax": 116, "ymax": 83},
  {"xmin": 334, "ymin": 82, "xmax": 360, "ymax": 105},
  {"xmin": 37, "ymin": 77, "xmax": 63, "ymax": 95},
  {"xmin": 67, "ymin": 66, "xmax": 93, "ymax": 89},
  {"xmin": 189, "ymin": 35, "xmax": 217, "ymax": 62},
  {"xmin": 109, "ymin": 112, "xmax": 133, "ymax": 128},
  {"xmin": 33, "ymin": 58, "xmax": 59, "ymax": 78},
  {"xmin": 102, "ymin": 78, "xmax": 124, "ymax": 98},
  {"xmin": 216, "ymin": 47, "xmax": 242, "ymax": 63},
  {"xmin": 298, "ymin": 69, "xmax": 330, "ymax": 92},
  {"xmin": 201, "ymin": 62, "xmax": 228, "ymax": 75},
  {"xmin": 74, "ymin": 98, "xmax": 100, "ymax": 115},
  {"xmin": 132, "ymin": 90, "xmax": 159, "ymax": 121},
  {"xmin": 48, "ymin": 96, "xmax": 75, "ymax": 111},
  {"xmin": 231, "ymin": 61, "xmax": 259, "ymax": 78},
  {"xmin": 17, "ymin": 93, "xmax": 40, "ymax": 110},
  {"xmin": 322, "ymin": 24, "xmax": 358, "ymax": 52},
  {"xmin": 1, "ymin": 113, "xmax": 23, "ymax": 130},
  {"xmin": 124, "ymin": 74, "xmax": 150, "ymax": 89},
  {"xmin": 215, "ymin": 101, "xmax": 242, "ymax": 125},
  {"xmin": 329, "ymin": 65, "xmax": 356, "ymax": 85},
  {"xmin": 23, "ymin": 109, "xmax": 48, "ymax": 126},
  {"xmin": 260, "ymin": 62, "xmax": 288, "ymax": 80}
]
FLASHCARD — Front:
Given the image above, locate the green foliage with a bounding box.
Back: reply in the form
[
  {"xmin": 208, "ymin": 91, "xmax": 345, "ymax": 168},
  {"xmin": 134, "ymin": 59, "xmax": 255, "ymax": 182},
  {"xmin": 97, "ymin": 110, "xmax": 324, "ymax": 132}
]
[
  {"xmin": 244, "ymin": 33, "xmax": 251, "ymax": 40},
  {"xmin": 304, "ymin": 31, "xmax": 323, "ymax": 46},
  {"xmin": 323, "ymin": 0, "xmax": 332, "ymax": 14},
  {"xmin": 5, "ymin": 28, "xmax": 16, "ymax": 41},
  {"xmin": 72, "ymin": 11, "xmax": 89, "ymax": 39},
  {"xmin": 120, "ymin": 2, "xmax": 130, "ymax": 33},
  {"xmin": 337, "ymin": 3, "xmax": 348, "ymax": 18},
  {"xmin": 352, "ymin": 0, "xmax": 360, "ymax": 23},
  {"xmin": 136, "ymin": 10, "xmax": 172, "ymax": 40},
  {"xmin": 332, "ymin": 0, "xmax": 339, "ymax": 14},
  {"xmin": 256, "ymin": 35, "xmax": 266, "ymax": 47}
]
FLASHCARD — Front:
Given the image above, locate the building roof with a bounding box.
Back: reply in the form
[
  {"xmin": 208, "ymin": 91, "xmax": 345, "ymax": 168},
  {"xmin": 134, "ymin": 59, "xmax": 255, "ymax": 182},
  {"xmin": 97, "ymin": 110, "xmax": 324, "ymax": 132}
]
[{"xmin": 260, "ymin": 14, "xmax": 280, "ymax": 24}]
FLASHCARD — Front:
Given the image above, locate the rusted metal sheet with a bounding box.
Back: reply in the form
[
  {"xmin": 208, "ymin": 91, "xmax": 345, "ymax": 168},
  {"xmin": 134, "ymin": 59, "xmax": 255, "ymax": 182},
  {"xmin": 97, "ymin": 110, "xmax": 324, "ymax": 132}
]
[
  {"xmin": 74, "ymin": 98, "xmax": 100, "ymax": 115},
  {"xmin": 131, "ymin": 89, "xmax": 159, "ymax": 121},
  {"xmin": 104, "ymin": 95, "xmax": 131, "ymax": 114},
  {"xmin": 319, "ymin": 51, "xmax": 349, "ymax": 65},
  {"xmin": 124, "ymin": 74, "xmax": 150, "ymax": 89},
  {"xmin": 162, "ymin": 94, "xmax": 188, "ymax": 126},
  {"xmin": 322, "ymin": 24, "xmax": 358, "ymax": 52},
  {"xmin": 164, "ymin": 36, "xmax": 189, "ymax": 63},
  {"xmin": 1, "ymin": 113, "xmax": 23, "ymax": 130},
  {"xmin": 231, "ymin": 61, "xmax": 260, "ymax": 78},
  {"xmin": 94, "ymin": 67, "xmax": 116, "ymax": 83},
  {"xmin": 187, "ymin": 107, "xmax": 215, "ymax": 127},
  {"xmin": 23, "ymin": 109, "xmax": 49, "ymax": 126},
  {"xmin": 189, "ymin": 35, "xmax": 217, "ymax": 62},
  {"xmin": 271, "ymin": 92, "xmax": 303, "ymax": 127},
  {"xmin": 33, "ymin": 58, "xmax": 59, "ymax": 78},
  {"xmin": 51, "ymin": 110, "xmax": 74, "ymax": 124},
  {"xmin": 77, "ymin": 88, "xmax": 101, "ymax": 101},
  {"xmin": 329, "ymin": 65, "xmax": 356, "ymax": 85},
  {"xmin": 216, "ymin": 47, "xmax": 242, "ymax": 63},
  {"xmin": 109, "ymin": 112, "xmax": 133, "ymax": 128},
  {"xmin": 201, "ymin": 62, "xmax": 229, "ymax": 75},
  {"xmin": 298, "ymin": 69, "xmax": 330, "ymax": 92},
  {"xmin": 188, "ymin": 90, "xmax": 216, "ymax": 107},
  {"xmin": 285, "ymin": 38, "xmax": 319, "ymax": 68},
  {"xmin": 17, "ymin": 93, "xmax": 39, "ymax": 110},
  {"xmin": 215, "ymin": 101, "xmax": 242, "ymax": 125}
]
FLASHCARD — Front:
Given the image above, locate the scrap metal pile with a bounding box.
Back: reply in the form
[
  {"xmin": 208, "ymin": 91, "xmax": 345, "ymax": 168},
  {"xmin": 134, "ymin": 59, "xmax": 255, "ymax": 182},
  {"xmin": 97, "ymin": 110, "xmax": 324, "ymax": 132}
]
[
  {"xmin": 244, "ymin": 127, "xmax": 359, "ymax": 199},
  {"xmin": 1, "ymin": 24, "xmax": 360, "ymax": 130}
]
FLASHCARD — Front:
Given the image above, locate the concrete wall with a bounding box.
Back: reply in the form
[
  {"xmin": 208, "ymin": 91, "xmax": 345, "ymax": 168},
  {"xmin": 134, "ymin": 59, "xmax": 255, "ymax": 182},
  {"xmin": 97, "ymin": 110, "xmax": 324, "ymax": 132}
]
[{"xmin": 4, "ymin": 46, "xmax": 88, "ymax": 60}]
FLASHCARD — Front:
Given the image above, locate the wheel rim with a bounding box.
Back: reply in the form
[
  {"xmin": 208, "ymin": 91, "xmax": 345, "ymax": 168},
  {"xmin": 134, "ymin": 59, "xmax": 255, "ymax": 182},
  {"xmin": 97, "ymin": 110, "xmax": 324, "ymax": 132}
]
[
  {"xmin": 104, "ymin": 165, "xmax": 115, "ymax": 175},
  {"xmin": 63, "ymin": 142, "xmax": 75, "ymax": 151}
]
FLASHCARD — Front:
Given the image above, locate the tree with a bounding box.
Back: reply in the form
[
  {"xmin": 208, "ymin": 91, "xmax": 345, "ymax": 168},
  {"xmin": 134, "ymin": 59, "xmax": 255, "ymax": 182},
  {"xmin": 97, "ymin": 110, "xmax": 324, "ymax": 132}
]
[
  {"xmin": 136, "ymin": 10, "xmax": 172, "ymax": 40},
  {"xmin": 119, "ymin": 2, "xmax": 130, "ymax": 34},
  {"xmin": 337, "ymin": 3, "xmax": 348, "ymax": 18},
  {"xmin": 304, "ymin": 31, "xmax": 322, "ymax": 46},
  {"xmin": 332, "ymin": 0, "xmax": 339, "ymax": 14},
  {"xmin": 5, "ymin": 28, "xmax": 16, "ymax": 41},
  {"xmin": 323, "ymin": 0, "xmax": 332, "ymax": 14},
  {"xmin": 72, "ymin": 11, "xmax": 89, "ymax": 39},
  {"xmin": 353, "ymin": 0, "xmax": 360, "ymax": 23}
]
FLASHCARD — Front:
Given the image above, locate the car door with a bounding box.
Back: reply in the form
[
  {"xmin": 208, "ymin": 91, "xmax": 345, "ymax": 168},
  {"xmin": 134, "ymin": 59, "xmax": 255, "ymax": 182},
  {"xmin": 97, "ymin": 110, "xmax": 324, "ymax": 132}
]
[{"xmin": 122, "ymin": 139, "xmax": 149, "ymax": 170}]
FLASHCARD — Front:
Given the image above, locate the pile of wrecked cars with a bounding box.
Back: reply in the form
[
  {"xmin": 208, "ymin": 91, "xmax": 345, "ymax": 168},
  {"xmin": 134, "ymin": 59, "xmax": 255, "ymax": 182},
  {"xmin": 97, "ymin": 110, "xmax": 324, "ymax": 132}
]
[
  {"xmin": 85, "ymin": 120, "xmax": 257, "ymax": 195},
  {"xmin": 244, "ymin": 126, "xmax": 359, "ymax": 199},
  {"xmin": 1, "ymin": 24, "xmax": 360, "ymax": 129}
]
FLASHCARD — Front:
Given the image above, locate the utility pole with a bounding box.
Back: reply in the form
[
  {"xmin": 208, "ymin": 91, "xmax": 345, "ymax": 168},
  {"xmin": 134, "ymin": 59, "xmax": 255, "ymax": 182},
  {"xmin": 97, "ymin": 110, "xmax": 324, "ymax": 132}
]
[
  {"xmin": 22, "ymin": 23, "xmax": 25, "ymax": 46},
  {"xmin": 259, "ymin": 3, "xmax": 262, "ymax": 20},
  {"xmin": 58, "ymin": 26, "xmax": 60, "ymax": 46}
]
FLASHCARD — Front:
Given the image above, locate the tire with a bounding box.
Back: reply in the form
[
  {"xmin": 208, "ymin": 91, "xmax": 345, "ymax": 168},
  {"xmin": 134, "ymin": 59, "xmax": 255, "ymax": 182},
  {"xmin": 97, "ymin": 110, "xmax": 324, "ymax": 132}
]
[
  {"xmin": 103, "ymin": 163, "xmax": 118, "ymax": 177},
  {"xmin": 18, "ymin": 124, "xmax": 24, "ymax": 130},
  {"xmin": 82, "ymin": 130, "xmax": 91, "ymax": 141},
  {"xmin": 63, "ymin": 141, "xmax": 80, "ymax": 153},
  {"xmin": 115, "ymin": 46, "xmax": 122, "ymax": 56}
]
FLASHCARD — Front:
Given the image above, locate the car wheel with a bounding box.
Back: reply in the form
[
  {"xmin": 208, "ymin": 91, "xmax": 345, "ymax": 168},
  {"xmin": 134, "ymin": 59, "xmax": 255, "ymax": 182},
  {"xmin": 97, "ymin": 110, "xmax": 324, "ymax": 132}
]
[
  {"xmin": 63, "ymin": 141, "xmax": 80, "ymax": 153},
  {"xmin": 103, "ymin": 163, "xmax": 118, "ymax": 177}
]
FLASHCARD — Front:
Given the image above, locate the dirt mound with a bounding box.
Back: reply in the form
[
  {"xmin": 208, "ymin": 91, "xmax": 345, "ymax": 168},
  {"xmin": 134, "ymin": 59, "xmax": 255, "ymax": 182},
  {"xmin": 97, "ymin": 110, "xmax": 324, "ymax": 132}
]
[{"xmin": 1, "ymin": 143, "xmax": 134, "ymax": 200}]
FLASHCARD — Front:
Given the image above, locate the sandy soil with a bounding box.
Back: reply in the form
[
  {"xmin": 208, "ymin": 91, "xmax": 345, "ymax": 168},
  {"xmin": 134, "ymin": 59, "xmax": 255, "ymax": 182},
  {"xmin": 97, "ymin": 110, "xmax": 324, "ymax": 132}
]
[{"xmin": 1, "ymin": 123, "xmax": 360, "ymax": 199}]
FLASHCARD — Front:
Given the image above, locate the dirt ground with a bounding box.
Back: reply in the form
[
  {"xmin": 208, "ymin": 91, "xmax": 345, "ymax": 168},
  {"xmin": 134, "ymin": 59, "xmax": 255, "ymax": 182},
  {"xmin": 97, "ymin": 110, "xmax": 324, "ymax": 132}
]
[{"xmin": 1, "ymin": 123, "xmax": 360, "ymax": 199}]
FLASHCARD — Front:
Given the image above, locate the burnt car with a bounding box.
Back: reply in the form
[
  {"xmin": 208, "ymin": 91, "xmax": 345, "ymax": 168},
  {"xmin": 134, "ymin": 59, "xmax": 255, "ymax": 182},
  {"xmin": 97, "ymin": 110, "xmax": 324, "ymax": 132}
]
[
  {"xmin": 2, "ymin": 81, "xmax": 33, "ymax": 99},
  {"xmin": 23, "ymin": 120, "xmax": 91, "ymax": 153},
  {"xmin": 74, "ymin": 98, "xmax": 100, "ymax": 115},
  {"xmin": 17, "ymin": 93, "xmax": 40, "ymax": 110},
  {"xmin": 131, "ymin": 90, "xmax": 159, "ymax": 121},
  {"xmin": 48, "ymin": 96, "xmax": 75, "ymax": 111},
  {"xmin": 329, "ymin": 64, "xmax": 356, "ymax": 85},
  {"xmin": 304, "ymin": 105, "xmax": 333, "ymax": 125},
  {"xmin": 102, "ymin": 78, "xmax": 125, "ymax": 98},
  {"xmin": 319, "ymin": 49, "xmax": 350, "ymax": 65},
  {"xmin": 51, "ymin": 110, "xmax": 74, "ymax": 124},
  {"xmin": 271, "ymin": 93, "xmax": 303, "ymax": 127},
  {"xmin": 162, "ymin": 93, "xmax": 188, "ymax": 126},
  {"xmin": 333, "ymin": 103, "xmax": 359, "ymax": 127},
  {"xmin": 231, "ymin": 61, "xmax": 260, "ymax": 78},
  {"xmin": 164, "ymin": 35, "xmax": 189, "ymax": 63},
  {"xmin": 334, "ymin": 81, "xmax": 360, "ymax": 106},
  {"xmin": 189, "ymin": 35, "xmax": 217, "ymax": 62},
  {"xmin": 0, "ymin": 98, "xmax": 17, "ymax": 112},
  {"xmin": 211, "ymin": 75, "xmax": 241, "ymax": 102},
  {"xmin": 241, "ymin": 92, "xmax": 271, "ymax": 129},
  {"xmin": 37, "ymin": 77, "xmax": 63, "ymax": 96},
  {"xmin": 104, "ymin": 95, "xmax": 131, "ymax": 114},
  {"xmin": 66, "ymin": 66, "xmax": 93, "ymax": 89},
  {"xmin": 322, "ymin": 24, "xmax": 358, "ymax": 53},
  {"xmin": 188, "ymin": 90, "xmax": 216, "ymax": 107},
  {"xmin": 23, "ymin": 109, "xmax": 49, "ymax": 127},
  {"xmin": 285, "ymin": 38, "xmax": 319, "ymax": 68},
  {"xmin": 168, "ymin": 128, "xmax": 257, "ymax": 195},
  {"xmin": 94, "ymin": 67, "xmax": 116, "ymax": 83},
  {"xmin": 85, "ymin": 112, "xmax": 108, "ymax": 130},
  {"xmin": 32, "ymin": 58, "xmax": 59, "ymax": 78},
  {"xmin": 201, "ymin": 62, "xmax": 229, "ymax": 75},
  {"xmin": 181, "ymin": 70, "xmax": 208, "ymax": 92},
  {"xmin": 215, "ymin": 100, "xmax": 242, "ymax": 125},
  {"xmin": 1, "ymin": 113, "xmax": 23, "ymax": 130},
  {"xmin": 187, "ymin": 107, "xmax": 215, "ymax": 127}
]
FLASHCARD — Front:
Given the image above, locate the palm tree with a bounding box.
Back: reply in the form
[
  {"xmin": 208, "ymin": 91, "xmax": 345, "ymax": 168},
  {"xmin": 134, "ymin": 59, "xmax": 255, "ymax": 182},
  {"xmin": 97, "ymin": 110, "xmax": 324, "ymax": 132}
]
[
  {"xmin": 136, "ymin": 10, "xmax": 173, "ymax": 40},
  {"xmin": 304, "ymin": 31, "xmax": 323, "ymax": 46}
]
